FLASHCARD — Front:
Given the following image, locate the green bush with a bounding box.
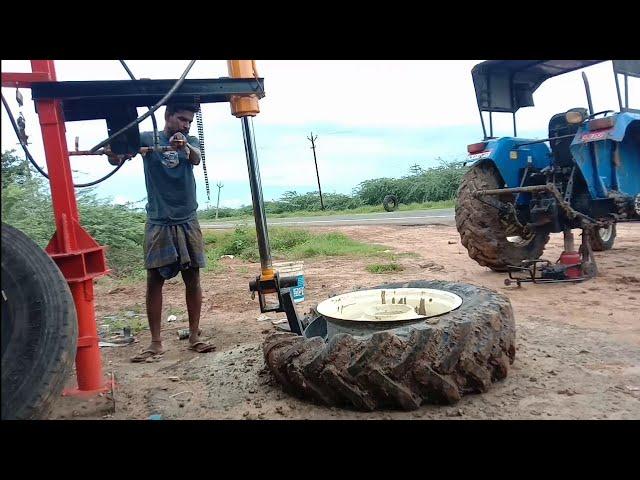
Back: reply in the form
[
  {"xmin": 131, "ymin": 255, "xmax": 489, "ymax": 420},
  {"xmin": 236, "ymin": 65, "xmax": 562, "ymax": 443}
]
[
  {"xmin": 2, "ymin": 150, "xmax": 146, "ymax": 278},
  {"xmin": 197, "ymin": 160, "xmax": 466, "ymax": 221},
  {"xmin": 354, "ymin": 159, "xmax": 467, "ymax": 205}
]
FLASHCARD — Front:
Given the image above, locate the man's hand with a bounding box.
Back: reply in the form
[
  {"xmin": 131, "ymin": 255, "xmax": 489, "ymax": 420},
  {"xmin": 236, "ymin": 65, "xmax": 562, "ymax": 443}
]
[
  {"xmin": 106, "ymin": 152, "xmax": 131, "ymax": 166},
  {"xmin": 169, "ymin": 132, "xmax": 190, "ymax": 157},
  {"xmin": 170, "ymin": 132, "xmax": 200, "ymax": 165},
  {"xmin": 169, "ymin": 132, "xmax": 187, "ymax": 148}
]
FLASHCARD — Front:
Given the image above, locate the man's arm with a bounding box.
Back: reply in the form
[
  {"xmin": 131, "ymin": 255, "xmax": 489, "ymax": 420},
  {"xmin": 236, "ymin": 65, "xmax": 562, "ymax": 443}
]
[{"xmin": 185, "ymin": 136, "xmax": 201, "ymax": 166}]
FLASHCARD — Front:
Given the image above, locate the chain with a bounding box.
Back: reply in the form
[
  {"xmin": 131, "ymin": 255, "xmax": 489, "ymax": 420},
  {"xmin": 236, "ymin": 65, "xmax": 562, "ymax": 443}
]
[{"xmin": 194, "ymin": 96, "xmax": 210, "ymax": 201}]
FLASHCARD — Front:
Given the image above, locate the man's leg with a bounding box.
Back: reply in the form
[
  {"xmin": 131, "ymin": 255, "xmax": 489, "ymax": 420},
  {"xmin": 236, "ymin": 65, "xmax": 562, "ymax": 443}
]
[
  {"xmin": 181, "ymin": 267, "xmax": 214, "ymax": 352},
  {"xmin": 146, "ymin": 268, "xmax": 165, "ymax": 352},
  {"xmin": 181, "ymin": 267, "xmax": 202, "ymax": 343}
]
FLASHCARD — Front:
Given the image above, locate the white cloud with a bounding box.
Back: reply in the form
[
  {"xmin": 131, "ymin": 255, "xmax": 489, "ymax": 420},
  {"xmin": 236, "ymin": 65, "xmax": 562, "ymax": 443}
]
[
  {"xmin": 3, "ymin": 59, "xmax": 636, "ymax": 207},
  {"xmin": 256, "ymin": 60, "xmax": 482, "ymax": 128}
]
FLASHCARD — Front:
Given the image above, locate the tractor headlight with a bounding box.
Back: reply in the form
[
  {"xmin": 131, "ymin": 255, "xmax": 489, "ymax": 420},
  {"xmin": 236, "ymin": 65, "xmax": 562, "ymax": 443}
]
[{"xmin": 565, "ymin": 109, "xmax": 586, "ymax": 124}]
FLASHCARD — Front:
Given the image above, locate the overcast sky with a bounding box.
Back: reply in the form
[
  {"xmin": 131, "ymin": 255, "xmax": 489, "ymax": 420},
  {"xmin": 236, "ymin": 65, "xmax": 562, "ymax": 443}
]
[{"xmin": 2, "ymin": 60, "xmax": 637, "ymax": 209}]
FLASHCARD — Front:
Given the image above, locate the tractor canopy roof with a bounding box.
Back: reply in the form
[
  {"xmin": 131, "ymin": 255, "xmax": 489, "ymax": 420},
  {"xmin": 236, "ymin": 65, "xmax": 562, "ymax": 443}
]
[{"xmin": 472, "ymin": 60, "xmax": 640, "ymax": 114}]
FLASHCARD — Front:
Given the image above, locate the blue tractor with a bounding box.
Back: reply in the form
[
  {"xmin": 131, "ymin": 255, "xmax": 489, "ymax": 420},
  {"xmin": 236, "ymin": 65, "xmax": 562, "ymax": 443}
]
[{"xmin": 455, "ymin": 60, "xmax": 640, "ymax": 281}]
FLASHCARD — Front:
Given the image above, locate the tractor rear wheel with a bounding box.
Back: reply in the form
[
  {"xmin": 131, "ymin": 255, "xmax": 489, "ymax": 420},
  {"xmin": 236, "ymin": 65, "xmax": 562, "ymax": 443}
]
[
  {"xmin": 455, "ymin": 162, "xmax": 549, "ymax": 272},
  {"xmin": 263, "ymin": 280, "xmax": 515, "ymax": 411}
]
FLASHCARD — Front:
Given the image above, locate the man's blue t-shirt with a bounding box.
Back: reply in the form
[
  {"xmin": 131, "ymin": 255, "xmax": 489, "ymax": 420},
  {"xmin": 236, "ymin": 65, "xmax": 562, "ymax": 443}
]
[{"xmin": 140, "ymin": 131, "xmax": 200, "ymax": 225}]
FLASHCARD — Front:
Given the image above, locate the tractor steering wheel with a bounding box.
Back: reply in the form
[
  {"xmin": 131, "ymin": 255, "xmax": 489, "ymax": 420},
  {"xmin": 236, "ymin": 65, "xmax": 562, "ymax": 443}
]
[{"xmin": 586, "ymin": 110, "xmax": 615, "ymax": 120}]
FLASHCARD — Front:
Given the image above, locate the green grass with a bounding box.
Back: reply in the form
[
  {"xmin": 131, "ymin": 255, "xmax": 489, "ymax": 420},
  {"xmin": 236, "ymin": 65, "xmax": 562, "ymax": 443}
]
[
  {"xmin": 99, "ymin": 225, "xmax": 404, "ymax": 287},
  {"xmin": 396, "ymin": 200, "xmax": 455, "ymax": 211},
  {"xmin": 198, "ymin": 199, "xmax": 455, "ymax": 223},
  {"xmin": 202, "ymin": 226, "xmax": 389, "ymax": 264},
  {"xmin": 366, "ymin": 263, "xmax": 405, "ymax": 274}
]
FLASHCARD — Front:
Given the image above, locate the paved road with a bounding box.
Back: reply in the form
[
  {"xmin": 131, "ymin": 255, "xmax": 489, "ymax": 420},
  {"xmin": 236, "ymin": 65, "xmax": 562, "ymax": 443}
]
[{"xmin": 200, "ymin": 208, "xmax": 455, "ymax": 229}]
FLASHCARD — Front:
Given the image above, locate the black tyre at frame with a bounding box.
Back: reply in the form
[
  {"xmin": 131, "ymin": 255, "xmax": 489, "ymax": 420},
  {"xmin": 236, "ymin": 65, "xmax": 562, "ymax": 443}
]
[{"xmin": 1, "ymin": 223, "xmax": 77, "ymax": 420}]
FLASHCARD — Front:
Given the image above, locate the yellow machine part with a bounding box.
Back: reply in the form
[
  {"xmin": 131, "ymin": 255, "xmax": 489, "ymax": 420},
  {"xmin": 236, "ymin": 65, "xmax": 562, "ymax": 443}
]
[
  {"xmin": 227, "ymin": 60, "xmax": 260, "ymax": 117},
  {"xmin": 260, "ymin": 268, "xmax": 275, "ymax": 281}
]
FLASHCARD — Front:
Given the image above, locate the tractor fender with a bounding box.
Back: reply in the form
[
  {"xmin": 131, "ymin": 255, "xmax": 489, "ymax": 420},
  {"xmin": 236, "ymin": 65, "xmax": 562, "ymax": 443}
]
[
  {"xmin": 571, "ymin": 112, "xmax": 640, "ymax": 145},
  {"xmin": 570, "ymin": 114, "xmax": 640, "ymax": 199},
  {"xmin": 465, "ymin": 137, "xmax": 551, "ymax": 189}
]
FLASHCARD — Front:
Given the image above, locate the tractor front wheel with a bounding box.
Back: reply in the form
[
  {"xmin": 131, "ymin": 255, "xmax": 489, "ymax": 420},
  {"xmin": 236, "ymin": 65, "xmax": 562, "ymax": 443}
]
[{"xmin": 589, "ymin": 223, "xmax": 616, "ymax": 251}]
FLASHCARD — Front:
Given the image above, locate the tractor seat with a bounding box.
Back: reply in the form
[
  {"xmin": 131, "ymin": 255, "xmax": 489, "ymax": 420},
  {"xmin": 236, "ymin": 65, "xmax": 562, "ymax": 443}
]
[{"xmin": 548, "ymin": 108, "xmax": 587, "ymax": 167}]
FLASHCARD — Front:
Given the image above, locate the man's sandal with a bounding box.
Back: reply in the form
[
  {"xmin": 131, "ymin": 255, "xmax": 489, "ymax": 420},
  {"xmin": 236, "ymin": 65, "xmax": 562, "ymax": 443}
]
[{"xmin": 130, "ymin": 349, "xmax": 165, "ymax": 363}]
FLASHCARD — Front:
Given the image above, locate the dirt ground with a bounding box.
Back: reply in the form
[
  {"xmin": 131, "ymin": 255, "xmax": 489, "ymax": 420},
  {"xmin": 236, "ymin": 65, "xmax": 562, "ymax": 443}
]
[{"xmin": 49, "ymin": 223, "xmax": 640, "ymax": 420}]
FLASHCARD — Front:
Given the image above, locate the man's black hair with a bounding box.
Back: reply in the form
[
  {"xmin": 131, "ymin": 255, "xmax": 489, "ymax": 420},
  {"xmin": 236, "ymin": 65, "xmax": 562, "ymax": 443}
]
[{"xmin": 166, "ymin": 103, "xmax": 199, "ymax": 115}]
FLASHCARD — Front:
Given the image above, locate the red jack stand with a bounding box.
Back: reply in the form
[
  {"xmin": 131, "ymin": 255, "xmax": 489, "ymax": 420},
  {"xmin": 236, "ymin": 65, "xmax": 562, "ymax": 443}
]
[
  {"xmin": 558, "ymin": 229, "xmax": 585, "ymax": 280},
  {"xmin": 505, "ymin": 227, "xmax": 597, "ymax": 286},
  {"xmin": 2, "ymin": 61, "xmax": 111, "ymax": 398}
]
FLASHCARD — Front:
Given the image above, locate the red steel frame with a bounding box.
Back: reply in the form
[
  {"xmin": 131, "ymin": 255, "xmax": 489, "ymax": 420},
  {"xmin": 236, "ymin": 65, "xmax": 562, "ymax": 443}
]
[{"xmin": 2, "ymin": 60, "xmax": 110, "ymax": 396}]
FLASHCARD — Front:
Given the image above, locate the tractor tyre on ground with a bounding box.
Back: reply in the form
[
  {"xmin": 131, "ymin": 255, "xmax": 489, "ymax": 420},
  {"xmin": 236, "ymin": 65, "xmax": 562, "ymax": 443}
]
[
  {"xmin": 263, "ymin": 280, "xmax": 515, "ymax": 411},
  {"xmin": 455, "ymin": 162, "xmax": 550, "ymax": 271},
  {"xmin": 383, "ymin": 194, "xmax": 398, "ymax": 212},
  {"xmin": 1, "ymin": 223, "xmax": 77, "ymax": 420},
  {"xmin": 589, "ymin": 223, "xmax": 616, "ymax": 251}
]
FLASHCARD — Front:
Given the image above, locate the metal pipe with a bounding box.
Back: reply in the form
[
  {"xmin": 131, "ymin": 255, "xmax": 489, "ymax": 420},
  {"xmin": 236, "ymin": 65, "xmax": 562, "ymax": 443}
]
[
  {"xmin": 478, "ymin": 109, "xmax": 487, "ymax": 140},
  {"xmin": 475, "ymin": 185, "xmax": 552, "ymax": 196},
  {"xmin": 515, "ymin": 133, "xmax": 575, "ymax": 147},
  {"xmin": 474, "ymin": 184, "xmax": 598, "ymax": 224},
  {"xmin": 582, "ymin": 72, "xmax": 594, "ymax": 115},
  {"xmin": 241, "ymin": 116, "xmax": 272, "ymax": 272},
  {"xmin": 613, "ymin": 64, "xmax": 623, "ymax": 111},
  {"xmin": 68, "ymin": 145, "xmax": 175, "ymax": 157},
  {"xmin": 563, "ymin": 228, "xmax": 575, "ymax": 252},
  {"xmin": 489, "ymin": 111, "xmax": 493, "ymax": 138},
  {"xmin": 69, "ymin": 281, "xmax": 105, "ymax": 392},
  {"xmin": 625, "ymin": 74, "xmax": 629, "ymax": 109}
]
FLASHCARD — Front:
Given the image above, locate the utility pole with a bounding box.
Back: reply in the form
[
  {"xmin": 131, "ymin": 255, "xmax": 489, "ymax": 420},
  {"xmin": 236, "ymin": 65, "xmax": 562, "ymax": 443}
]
[
  {"xmin": 215, "ymin": 181, "xmax": 224, "ymax": 219},
  {"xmin": 307, "ymin": 132, "xmax": 324, "ymax": 210}
]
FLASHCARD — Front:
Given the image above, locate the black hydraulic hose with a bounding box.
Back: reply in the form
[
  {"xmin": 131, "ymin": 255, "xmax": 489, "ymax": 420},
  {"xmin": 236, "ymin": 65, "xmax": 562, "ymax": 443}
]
[
  {"xmin": 90, "ymin": 60, "xmax": 196, "ymax": 153},
  {"xmin": 118, "ymin": 60, "xmax": 136, "ymax": 80},
  {"xmin": 70, "ymin": 159, "xmax": 126, "ymax": 187},
  {"xmin": 2, "ymin": 92, "xmax": 126, "ymax": 188},
  {"xmin": 118, "ymin": 60, "xmax": 160, "ymax": 150}
]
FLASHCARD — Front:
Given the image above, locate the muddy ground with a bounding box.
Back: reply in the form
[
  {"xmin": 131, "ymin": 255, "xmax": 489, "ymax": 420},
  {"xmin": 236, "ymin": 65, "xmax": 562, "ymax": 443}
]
[{"xmin": 49, "ymin": 223, "xmax": 640, "ymax": 420}]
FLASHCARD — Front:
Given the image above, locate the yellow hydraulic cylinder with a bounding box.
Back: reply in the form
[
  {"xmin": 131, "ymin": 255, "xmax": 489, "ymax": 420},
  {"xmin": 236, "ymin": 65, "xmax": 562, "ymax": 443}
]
[{"xmin": 227, "ymin": 60, "xmax": 260, "ymax": 117}]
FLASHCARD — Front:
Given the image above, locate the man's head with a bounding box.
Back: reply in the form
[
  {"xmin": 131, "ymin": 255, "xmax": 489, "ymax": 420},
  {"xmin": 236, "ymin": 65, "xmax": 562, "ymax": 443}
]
[{"xmin": 164, "ymin": 103, "xmax": 199, "ymax": 136}]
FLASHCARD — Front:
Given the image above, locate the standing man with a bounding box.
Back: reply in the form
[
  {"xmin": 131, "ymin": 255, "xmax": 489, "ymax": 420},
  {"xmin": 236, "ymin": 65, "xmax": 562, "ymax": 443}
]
[{"xmin": 131, "ymin": 102, "xmax": 215, "ymax": 362}]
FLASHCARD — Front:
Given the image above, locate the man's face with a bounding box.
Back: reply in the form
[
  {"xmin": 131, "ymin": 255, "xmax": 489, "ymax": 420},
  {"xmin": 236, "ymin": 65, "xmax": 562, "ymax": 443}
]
[{"xmin": 165, "ymin": 109, "xmax": 194, "ymax": 136}]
